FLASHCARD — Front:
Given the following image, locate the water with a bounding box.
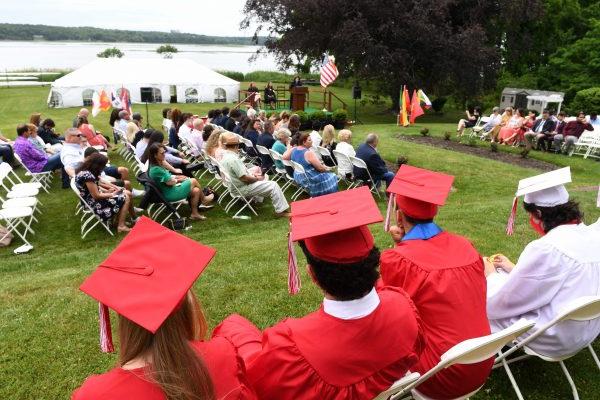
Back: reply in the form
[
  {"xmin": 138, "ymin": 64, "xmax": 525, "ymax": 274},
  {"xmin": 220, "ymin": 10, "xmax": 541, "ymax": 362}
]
[{"xmin": 0, "ymin": 41, "xmax": 280, "ymax": 73}]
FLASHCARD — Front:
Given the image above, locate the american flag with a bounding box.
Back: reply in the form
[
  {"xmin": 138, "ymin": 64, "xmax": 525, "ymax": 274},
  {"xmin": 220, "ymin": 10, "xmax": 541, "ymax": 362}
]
[{"xmin": 320, "ymin": 55, "xmax": 339, "ymax": 88}]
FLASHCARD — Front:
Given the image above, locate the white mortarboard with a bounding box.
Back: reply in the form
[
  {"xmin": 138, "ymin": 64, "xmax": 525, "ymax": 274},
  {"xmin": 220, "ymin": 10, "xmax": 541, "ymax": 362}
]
[{"xmin": 506, "ymin": 167, "xmax": 571, "ymax": 235}]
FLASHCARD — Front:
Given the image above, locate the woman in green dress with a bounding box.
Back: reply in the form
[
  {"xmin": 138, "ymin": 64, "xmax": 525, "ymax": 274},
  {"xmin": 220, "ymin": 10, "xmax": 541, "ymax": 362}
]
[{"xmin": 147, "ymin": 143, "xmax": 212, "ymax": 221}]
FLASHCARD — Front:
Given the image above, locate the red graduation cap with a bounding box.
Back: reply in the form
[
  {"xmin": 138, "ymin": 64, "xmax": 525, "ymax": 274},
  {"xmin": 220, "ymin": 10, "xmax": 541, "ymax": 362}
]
[
  {"xmin": 79, "ymin": 216, "xmax": 216, "ymax": 352},
  {"xmin": 386, "ymin": 165, "xmax": 454, "ymax": 223},
  {"xmin": 287, "ymin": 186, "xmax": 383, "ymax": 294}
]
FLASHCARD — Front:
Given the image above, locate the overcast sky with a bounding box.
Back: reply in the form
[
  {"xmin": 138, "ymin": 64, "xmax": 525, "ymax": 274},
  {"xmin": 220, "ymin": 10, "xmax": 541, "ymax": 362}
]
[{"xmin": 1, "ymin": 0, "xmax": 253, "ymax": 37}]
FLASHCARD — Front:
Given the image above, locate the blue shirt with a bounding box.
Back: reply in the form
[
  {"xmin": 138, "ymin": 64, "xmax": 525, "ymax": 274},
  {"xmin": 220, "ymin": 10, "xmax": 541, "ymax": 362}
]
[{"xmin": 401, "ymin": 222, "xmax": 443, "ymax": 241}]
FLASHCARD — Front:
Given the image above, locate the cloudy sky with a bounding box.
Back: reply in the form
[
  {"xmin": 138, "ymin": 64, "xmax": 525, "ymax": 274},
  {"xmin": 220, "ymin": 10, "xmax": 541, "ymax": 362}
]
[{"xmin": 1, "ymin": 0, "xmax": 253, "ymax": 36}]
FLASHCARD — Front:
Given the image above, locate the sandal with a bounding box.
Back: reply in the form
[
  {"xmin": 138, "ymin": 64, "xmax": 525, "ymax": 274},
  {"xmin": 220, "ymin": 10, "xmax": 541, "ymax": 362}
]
[{"xmin": 190, "ymin": 215, "xmax": 207, "ymax": 221}]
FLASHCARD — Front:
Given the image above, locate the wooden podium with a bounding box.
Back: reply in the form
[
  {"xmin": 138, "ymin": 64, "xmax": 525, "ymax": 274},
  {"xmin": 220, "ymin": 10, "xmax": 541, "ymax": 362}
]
[{"xmin": 291, "ymin": 87, "xmax": 308, "ymax": 111}]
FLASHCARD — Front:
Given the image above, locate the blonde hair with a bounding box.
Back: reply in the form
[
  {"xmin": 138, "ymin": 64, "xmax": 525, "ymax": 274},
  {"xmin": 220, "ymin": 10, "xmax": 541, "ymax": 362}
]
[
  {"xmin": 205, "ymin": 130, "xmax": 223, "ymax": 157},
  {"xmin": 338, "ymin": 129, "xmax": 352, "ymax": 142},
  {"xmin": 29, "ymin": 113, "xmax": 41, "ymax": 126},
  {"xmin": 322, "ymin": 124, "xmax": 335, "ymax": 146}
]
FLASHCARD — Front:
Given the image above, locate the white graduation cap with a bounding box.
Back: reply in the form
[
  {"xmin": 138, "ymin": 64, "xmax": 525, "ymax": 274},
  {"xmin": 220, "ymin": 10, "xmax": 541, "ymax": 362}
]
[{"xmin": 506, "ymin": 167, "xmax": 571, "ymax": 235}]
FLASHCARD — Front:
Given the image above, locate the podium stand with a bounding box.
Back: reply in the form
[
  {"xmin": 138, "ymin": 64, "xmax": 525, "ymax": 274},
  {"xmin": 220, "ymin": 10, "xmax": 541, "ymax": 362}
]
[{"xmin": 291, "ymin": 87, "xmax": 308, "ymax": 111}]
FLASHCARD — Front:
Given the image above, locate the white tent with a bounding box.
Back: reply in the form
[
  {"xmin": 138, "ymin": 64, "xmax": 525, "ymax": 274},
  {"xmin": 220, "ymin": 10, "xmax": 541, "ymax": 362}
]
[
  {"xmin": 526, "ymin": 93, "xmax": 564, "ymax": 114},
  {"xmin": 48, "ymin": 58, "xmax": 239, "ymax": 108}
]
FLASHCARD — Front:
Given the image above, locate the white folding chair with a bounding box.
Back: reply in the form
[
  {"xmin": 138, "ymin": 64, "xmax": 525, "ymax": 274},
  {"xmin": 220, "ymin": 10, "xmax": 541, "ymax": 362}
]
[
  {"xmin": 0, "ymin": 163, "xmax": 41, "ymax": 201},
  {"xmin": 570, "ymin": 132, "xmax": 598, "ymax": 158},
  {"xmin": 218, "ymin": 167, "xmax": 258, "ymax": 219},
  {"xmin": 494, "ymin": 296, "xmax": 600, "ymax": 400},
  {"xmin": 239, "ymin": 137, "xmax": 259, "ymax": 164},
  {"xmin": 469, "ymin": 116, "xmax": 490, "ymax": 139},
  {"xmin": 0, "ymin": 162, "xmax": 43, "ymax": 192},
  {"xmin": 373, "ymin": 373, "xmax": 420, "ymax": 400},
  {"xmin": 268, "ymin": 150, "xmax": 294, "ymax": 192},
  {"xmin": 0, "ymin": 206, "xmax": 36, "ymax": 254},
  {"xmin": 348, "ymin": 156, "xmax": 382, "ymax": 198},
  {"xmin": 464, "ymin": 116, "xmax": 483, "ymax": 138},
  {"xmin": 390, "ymin": 319, "xmax": 536, "ymax": 400},
  {"xmin": 255, "ymin": 144, "xmax": 279, "ymax": 176},
  {"xmin": 289, "ymin": 160, "xmax": 311, "ymax": 200},
  {"xmin": 12, "ymin": 154, "xmax": 53, "ymax": 192},
  {"xmin": 316, "ymin": 146, "xmax": 337, "ymax": 167},
  {"xmin": 69, "ymin": 178, "xmax": 114, "ymax": 239}
]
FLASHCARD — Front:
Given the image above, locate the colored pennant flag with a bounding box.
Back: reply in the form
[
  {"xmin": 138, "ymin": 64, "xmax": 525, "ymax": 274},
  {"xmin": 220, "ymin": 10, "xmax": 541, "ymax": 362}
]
[
  {"xmin": 91, "ymin": 89, "xmax": 112, "ymax": 117},
  {"xmin": 320, "ymin": 55, "xmax": 339, "ymax": 88},
  {"xmin": 111, "ymin": 92, "xmax": 122, "ymax": 108},
  {"xmin": 120, "ymin": 87, "xmax": 132, "ymax": 115},
  {"xmin": 409, "ymin": 89, "xmax": 425, "ymax": 124},
  {"xmin": 397, "ymin": 86, "xmax": 410, "ymax": 127},
  {"xmin": 418, "ymin": 89, "xmax": 432, "ymax": 109}
]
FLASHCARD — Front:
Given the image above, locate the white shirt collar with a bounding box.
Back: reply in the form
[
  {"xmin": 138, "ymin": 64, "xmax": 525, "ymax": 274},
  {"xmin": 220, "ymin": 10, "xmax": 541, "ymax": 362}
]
[{"xmin": 323, "ymin": 287, "xmax": 380, "ymax": 320}]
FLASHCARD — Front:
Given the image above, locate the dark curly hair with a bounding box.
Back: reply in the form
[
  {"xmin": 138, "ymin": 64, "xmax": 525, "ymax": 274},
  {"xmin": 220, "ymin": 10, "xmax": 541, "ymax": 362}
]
[
  {"xmin": 523, "ymin": 200, "xmax": 582, "ymax": 233},
  {"xmin": 298, "ymin": 242, "xmax": 380, "ymax": 301}
]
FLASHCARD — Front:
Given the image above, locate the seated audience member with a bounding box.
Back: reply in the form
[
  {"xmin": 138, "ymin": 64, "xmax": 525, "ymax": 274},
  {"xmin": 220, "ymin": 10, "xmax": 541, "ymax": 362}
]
[
  {"xmin": 141, "ymin": 130, "xmax": 200, "ymax": 178},
  {"xmin": 72, "ymin": 108, "xmax": 89, "ymax": 128},
  {"xmin": 135, "ymin": 130, "xmax": 153, "ymax": 161},
  {"xmin": 380, "ymin": 165, "xmax": 493, "ymax": 399},
  {"xmin": 271, "ymin": 128, "xmax": 291, "ymax": 170},
  {"xmin": 215, "ymin": 188, "xmax": 424, "ymax": 399},
  {"xmin": 26, "ymin": 123, "xmax": 52, "ymax": 154},
  {"xmin": 0, "ymin": 131, "xmax": 15, "ymax": 165},
  {"xmin": 244, "ymin": 118, "xmax": 262, "ymax": 158},
  {"xmin": 187, "ymin": 118, "xmax": 205, "ymax": 155},
  {"xmin": 74, "ymin": 152, "xmax": 136, "ymax": 233},
  {"xmin": 486, "ymin": 167, "xmax": 600, "ymax": 358},
  {"xmin": 258, "ymin": 110, "xmax": 267, "ymax": 126},
  {"xmin": 126, "ymin": 112, "xmax": 143, "ymax": 144},
  {"xmin": 13, "ymin": 124, "xmax": 67, "ymax": 186},
  {"xmin": 38, "ymin": 118, "xmax": 62, "ymax": 146},
  {"xmin": 264, "ymin": 82, "xmax": 277, "ymax": 109},
  {"xmin": 226, "ymin": 109, "xmax": 242, "ymax": 132},
  {"xmin": 490, "ymin": 107, "xmax": 512, "ymax": 143},
  {"xmin": 257, "ymin": 121, "xmax": 276, "ymax": 171},
  {"xmin": 234, "ymin": 117, "xmax": 250, "ymax": 136},
  {"xmin": 247, "ymin": 82, "xmax": 260, "ymax": 108},
  {"xmin": 178, "ymin": 113, "xmax": 194, "ymax": 143},
  {"xmin": 168, "ymin": 108, "xmax": 182, "ymax": 148},
  {"xmin": 476, "ymin": 107, "xmax": 502, "ymax": 138},
  {"xmin": 335, "ymin": 129, "xmax": 355, "ymax": 178},
  {"xmin": 202, "ymin": 124, "xmax": 215, "ymax": 149},
  {"xmin": 498, "ymin": 108, "xmax": 525, "ymax": 145},
  {"xmin": 524, "ymin": 109, "xmax": 556, "ymax": 151},
  {"xmin": 147, "ymin": 143, "xmax": 212, "ymax": 221},
  {"xmin": 77, "ymin": 116, "xmax": 110, "ymax": 149},
  {"xmin": 30, "ymin": 112, "xmax": 42, "ymax": 128},
  {"xmin": 589, "ymin": 112, "xmax": 599, "ymax": 129},
  {"xmin": 84, "ymin": 147, "xmax": 138, "ymax": 194},
  {"xmin": 117, "ymin": 110, "xmax": 130, "ymax": 135},
  {"xmin": 72, "ymin": 218, "xmax": 256, "ymax": 400},
  {"xmin": 217, "ymin": 107, "xmax": 230, "ymax": 128},
  {"xmin": 276, "ymin": 111, "xmax": 290, "ymax": 130},
  {"xmin": 320, "ymin": 124, "xmax": 337, "ymax": 167},
  {"xmin": 205, "ymin": 130, "xmax": 225, "ymax": 160},
  {"xmin": 287, "ymin": 114, "xmax": 301, "ymax": 145},
  {"xmin": 456, "ymin": 106, "xmax": 481, "ymax": 136},
  {"xmin": 309, "ymin": 121, "xmax": 322, "ymax": 149},
  {"xmin": 109, "ymin": 108, "xmax": 123, "ymax": 143},
  {"xmin": 553, "ymin": 111, "xmax": 594, "ymax": 154},
  {"xmin": 284, "ymin": 132, "xmax": 338, "ymax": 197},
  {"xmin": 355, "ymin": 133, "xmax": 394, "ymax": 189},
  {"xmin": 219, "ymin": 132, "xmax": 289, "ymax": 217},
  {"xmin": 161, "ymin": 107, "xmax": 172, "ymax": 133},
  {"xmin": 213, "ymin": 109, "xmax": 223, "ymax": 125}
]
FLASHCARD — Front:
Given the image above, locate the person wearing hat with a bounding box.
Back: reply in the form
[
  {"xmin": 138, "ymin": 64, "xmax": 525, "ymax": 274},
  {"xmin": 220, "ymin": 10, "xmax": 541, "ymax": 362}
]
[
  {"xmin": 72, "ymin": 217, "xmax": 256, "ymax": 400},
  {"xmin": 379, "ymin": 165, "xmax": 493, "ymax": 399},
  {"xmin": 219, "ymin": 132, "xmax": 290, "ymax": 217},
  {"xmin": 214, "ymin": 187, "xmax": 424, "ymax": 399},
  {"xmin": 485, "ymin": 167, "xmax": 600, "ymax": 357}
]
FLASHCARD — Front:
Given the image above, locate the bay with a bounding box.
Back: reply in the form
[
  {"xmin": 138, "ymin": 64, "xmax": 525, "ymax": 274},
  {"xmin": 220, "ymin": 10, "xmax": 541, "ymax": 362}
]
[{"xmin": 0, "ymin": 41, "xmax": 280, "ymax": 73}]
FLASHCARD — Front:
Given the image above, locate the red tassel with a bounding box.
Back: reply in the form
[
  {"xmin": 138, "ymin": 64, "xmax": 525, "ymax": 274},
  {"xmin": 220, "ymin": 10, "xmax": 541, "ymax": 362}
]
[
  {"xmin": 384, "ymin": 194, "xmax": 396, "ymax": 232},
  {"xmin": 99, "ymin": 303, "xmax": 114, "ymax": 353},
  {"xmin": 287, "ymin": 231, "xmax": 300, "ymax": 295},
  {"xmin": 506, "ymin": 197, "xmax": 518, "ymax": 236}
]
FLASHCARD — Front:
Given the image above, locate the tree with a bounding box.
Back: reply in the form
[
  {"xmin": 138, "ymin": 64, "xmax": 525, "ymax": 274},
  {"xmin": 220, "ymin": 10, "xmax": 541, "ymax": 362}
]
[
  {"xmin": 242, "ymin": 0, "xmax": 540, "ymax": 109},
  {"xmin": 156, "ymin": 44, "xmax": 178, "ymax": 59},
  {"xmin": 97, "ymin": 47, "xmax": 124, "ymax": 58}
]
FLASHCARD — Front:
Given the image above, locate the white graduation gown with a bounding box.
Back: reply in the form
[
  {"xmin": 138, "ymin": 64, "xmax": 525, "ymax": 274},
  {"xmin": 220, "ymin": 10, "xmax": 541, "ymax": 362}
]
[{"xmin": 487, "ymin": 223, "xmax": 600, "ymax": 357}]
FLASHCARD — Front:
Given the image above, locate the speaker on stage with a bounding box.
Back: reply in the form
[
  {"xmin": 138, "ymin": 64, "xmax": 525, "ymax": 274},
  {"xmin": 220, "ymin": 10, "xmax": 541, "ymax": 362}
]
[
  {"xmin": 140, "ymin": 87, "xmax": 153, "ymax": 103},
  {"xmin": 352, "ymin": 84, "xmax": 362, "ymax": 100}
]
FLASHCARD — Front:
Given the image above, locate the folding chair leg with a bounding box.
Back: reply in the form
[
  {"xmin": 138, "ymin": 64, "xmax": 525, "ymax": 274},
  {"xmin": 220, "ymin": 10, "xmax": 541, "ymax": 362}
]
[
  {"xmin": 588, "ymin": 345, "xmax": 600, "ymax": 370},
  {"xmin": 559, "ymin": 361, "xmax": 579, "ymax": 400},
  {"xmin": 500, "ymin": 357, "xmax": 525, "ymax": 400}
]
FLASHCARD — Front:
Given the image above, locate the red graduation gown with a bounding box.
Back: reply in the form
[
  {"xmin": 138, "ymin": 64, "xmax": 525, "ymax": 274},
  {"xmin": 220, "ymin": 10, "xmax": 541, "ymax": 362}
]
[
  {"xmin": 71, "ymin": 337, "xmax": 256, "ymax": 400},
  {"xmin": 380, "ymin": 231, "xmax": 493, "ymax": 399},
  {"xmin": 241, "ymin": 287, "xmax": 424, "ymax": 400}
]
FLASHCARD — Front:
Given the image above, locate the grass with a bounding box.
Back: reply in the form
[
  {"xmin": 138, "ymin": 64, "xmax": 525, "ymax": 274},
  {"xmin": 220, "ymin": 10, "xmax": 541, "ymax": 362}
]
[{"xmin": 1, "ymin": 86, "xmax": 600, "ymax": 399}]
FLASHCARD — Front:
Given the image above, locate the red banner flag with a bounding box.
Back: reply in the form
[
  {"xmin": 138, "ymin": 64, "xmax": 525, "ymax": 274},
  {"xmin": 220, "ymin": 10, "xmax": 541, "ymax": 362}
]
[{"xmin": 409, "ymin": 89, "xmax": 425, "ymax": 124}]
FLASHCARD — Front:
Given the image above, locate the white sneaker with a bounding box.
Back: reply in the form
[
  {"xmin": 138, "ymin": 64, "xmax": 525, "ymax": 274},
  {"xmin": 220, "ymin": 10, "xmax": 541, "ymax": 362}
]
[
  {"xmin": 134, "ymin": 207, "xmax": 144, "ymax": 214},
  {"xmin": 132, "ymin": 189, "xmax": 145, "ymax": 198}
]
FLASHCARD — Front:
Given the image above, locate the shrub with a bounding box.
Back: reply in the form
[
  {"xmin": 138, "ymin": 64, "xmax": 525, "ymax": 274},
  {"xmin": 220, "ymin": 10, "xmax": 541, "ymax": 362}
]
[
  {"xmin": 570, "ymin": 87, "xmax": 600, "ymax": 114},
  {"xmin": 97, "ymin": 47, "xmax": 124, "ymax": 58},
  {"xmin": 490, "ymin": 142, "xmax": 498, "ymax": 152},
  {"xmin": 443, "ymin": 132, "xmax": 452, "ymax": 141},
  {"xmin": 217, "ymin": 70, "xmax": 244, "ymax": 82},
  {"xmin": 310, "ymin": 110, "xmax": 327, "ymax": 122},
  {"xmin": 294, "ymin": 110, "xmax": 308, "ymax": 125},
  {"xmin": 520, "ymin": 149, "xmax": 530, "ymax": 158},
  {"xmin": 431, "ymin": 97, "xmax": 447, "ymax": 113},
  {"xmin": 467, "ymin": 137, "xmax": 478, "ymax": 147},
  {"xmin": 420, "ymin": 128, "xmax": 430, "ymax": 137},
  {"xmin": 332, "ymin": 108, "xmax": 348, "ymax": 129},
  {"xmin": 156, "ymin": 44, "xmax": 178, "ymax": 58},
  {"xmin": 396, "ymin": 156, "xmax": 409, "ymax": 167}
]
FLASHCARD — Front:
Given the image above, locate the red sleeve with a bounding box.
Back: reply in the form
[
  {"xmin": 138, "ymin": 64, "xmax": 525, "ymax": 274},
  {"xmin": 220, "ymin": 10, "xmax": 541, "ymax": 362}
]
[
  {"xmin": 380, "ymin": 248, "xmax": 428, "ymax": 299},
  {"xmin": 212, "ymin": 314, "xmax": 263, "ymax": 365}
]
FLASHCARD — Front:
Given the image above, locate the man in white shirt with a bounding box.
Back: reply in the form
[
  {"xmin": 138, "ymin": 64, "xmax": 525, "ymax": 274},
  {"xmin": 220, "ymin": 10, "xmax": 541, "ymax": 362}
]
[
  {"xmin": 335, "ymin": 129, "xmax": 356, "ymax": 178},
  {"xmin": 479, "ymin": 107, "xmax": 502, "ymax": 137},
  {"xmin": 188, "ymin": 118, "xmax": 205, "ymax": 156},
  {"xmin": 178, "ymin": 114, "xmax": 194, "ymax": 142},
  {"xmin": 485, "ymin": 167, "xmax": 600, "ymax": 357}
]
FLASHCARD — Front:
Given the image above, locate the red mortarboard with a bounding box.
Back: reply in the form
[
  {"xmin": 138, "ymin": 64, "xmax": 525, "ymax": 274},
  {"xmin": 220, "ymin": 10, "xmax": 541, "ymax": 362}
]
[
  {"xmin": 79, "ymin": 217, "xmax": 216, "ymax": 352},
  {"xmin": 287, "ymin": 186, "xmax": 383, "ymax": 294},
  {"xmin": 386, "ymin": 165, "xmax": 454, "ymax": 221}
]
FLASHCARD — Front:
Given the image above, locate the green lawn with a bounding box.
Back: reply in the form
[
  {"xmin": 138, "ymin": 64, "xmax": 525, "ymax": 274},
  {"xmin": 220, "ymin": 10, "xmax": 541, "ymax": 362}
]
[{"xmin": 1, "ymin": 86, "xmax": 599, "ymax": 399}]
